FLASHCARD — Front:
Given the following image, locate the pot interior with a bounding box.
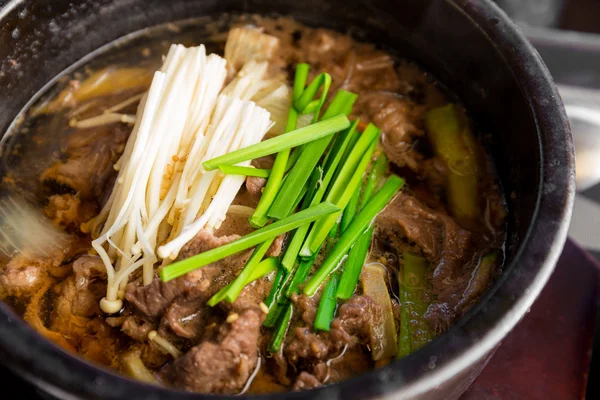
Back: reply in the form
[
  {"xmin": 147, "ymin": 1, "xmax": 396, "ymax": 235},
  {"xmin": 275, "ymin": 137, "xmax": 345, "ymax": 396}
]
[{"xmin": 0, "ymin": 1, "xmax": 570, "ymax": 399}]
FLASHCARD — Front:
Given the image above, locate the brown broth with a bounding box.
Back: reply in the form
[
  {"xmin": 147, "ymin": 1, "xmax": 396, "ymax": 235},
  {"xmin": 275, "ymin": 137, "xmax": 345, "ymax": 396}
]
[{"xmin": 0, "ymin": 15, "xmax": 506, "ymax": 394}]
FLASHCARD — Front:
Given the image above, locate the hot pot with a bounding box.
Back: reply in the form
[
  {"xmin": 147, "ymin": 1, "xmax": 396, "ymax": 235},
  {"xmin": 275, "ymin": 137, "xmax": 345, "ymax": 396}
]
[{"xmin": 0, "ymin": 0, "xmax": 574, "ymax": 399}]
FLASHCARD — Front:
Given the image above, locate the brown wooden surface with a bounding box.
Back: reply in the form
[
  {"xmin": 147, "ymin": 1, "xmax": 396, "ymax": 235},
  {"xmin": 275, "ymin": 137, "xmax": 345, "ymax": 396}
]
[{"xmin": 560, "ymin": 0, "xmax": 600, "ymax": 34}]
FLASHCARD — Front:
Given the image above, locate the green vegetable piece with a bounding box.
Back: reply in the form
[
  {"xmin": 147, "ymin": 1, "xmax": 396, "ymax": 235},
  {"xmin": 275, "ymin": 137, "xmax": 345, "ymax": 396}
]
[
  {"xmin": 340, "ymin": 184, "xmax": 361, "ymax": 233},
  {"xmin": 301, "ymin": 126, "xmax": 381, "ymax": 257},
  {"xmin": 362, "ymin": 154, "xmax": 388, "ymax": 207},
  {"xmin": 303, "ymin": 175, "xmax": 404, "ymax": 296},
  {"xmin": 268, "ymin": 90, "xmax": 358, "ymax": 219},
  {"xmin": 361, "ymin": 262, "xmax": 397, "ymax": 360},
  {"xmin": 268, "ymin": 303, "xmax": 294, "ymax": 353},
  {"xmin": 314, "ymin": 274, "xmax": 340, "ymax": 331},
  {"xmin": 249, "ymin": 64, "xmax": 310, "ymax": 228},
  {"xmin": 218, "ymin": 164, "xmax": 270, "ymax": 178},
  {"xmin": 398, "ymin": 253, "xmax": 432, "ymax": 358},
  {"xmin": 160, "ymin": 202, "xmax": 340, "ymax": 282},
  {"xmin": 336, "ymin": 226, "xmax": 373, "ymax": 300},
  {"xmin": 425, "ymin": 104, "xmax": 480, "ymax": 226},
  {"xmin": 202, "ymin": 114, "xmax": 350, "ymax": 171},
  {"xmin": 280, "ymin": 167, "xmax": 323, "ymax": 272}
]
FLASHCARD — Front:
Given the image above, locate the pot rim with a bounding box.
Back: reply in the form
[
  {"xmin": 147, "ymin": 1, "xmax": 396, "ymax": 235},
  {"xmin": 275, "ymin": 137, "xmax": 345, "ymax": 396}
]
[{"xmin": 0, "ymin": 0, "xmax": 574, "ymax": 398}]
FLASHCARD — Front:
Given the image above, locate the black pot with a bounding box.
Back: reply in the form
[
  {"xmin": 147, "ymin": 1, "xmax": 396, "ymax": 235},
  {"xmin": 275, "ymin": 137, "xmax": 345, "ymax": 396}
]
[{"xmin": 0, "ymin": 0, "xmax": 574, "ymax": 399}]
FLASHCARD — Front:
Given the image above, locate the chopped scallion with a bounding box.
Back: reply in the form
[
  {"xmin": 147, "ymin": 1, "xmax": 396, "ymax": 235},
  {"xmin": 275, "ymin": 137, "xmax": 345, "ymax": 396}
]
[
  {"xmin": 301, "ymin": 128, "xmax": 380, "ymax": 256},
  {"xmin": 362, "ymin": 154, "xmax": 388, "ymax": 207},
  {"xmin": 202, "ymin": 114, "xmax": 350, "ymax": 171},
  {"xmin": 160, "ymin": 202, "xmax": 340, "ymax": 282},
  {"xmin": 340, "ymin": 184, "xmax": 361, "ymax": 233},
  {"xmin": 294, "ymin": 73, "xmax": 331, "ymax": 115},
  {"xmin": 268, "ymin": 303, "xmax": 293, "ymax": 353},
  {"xmin": 314, "ymin": 273, "xmax": 340, "ymax": 331},
  {"xmin": 249, "ymin": 64, "xmax": 309, "ymax": 228},
  {"xmin": 280, "ymin": 167, "xmax": 323, "ymax": 271},
  {"xmin": 303, "ymin": 176, "xmax": 404, "ymax": 296},
  {"xmin": 223, "ymin": 240, "xmax": 274, "ymax": 303},
  {"xmin": 218, "ymin": 164, "xmax": 270, "ymax": 178},
  {"xmin": 336, "ymin": 226, "xmax": 373, "ymax": 300},
  {"xmin": 267, "ymin": 91, "xmax": 357, "ymax": 219}
]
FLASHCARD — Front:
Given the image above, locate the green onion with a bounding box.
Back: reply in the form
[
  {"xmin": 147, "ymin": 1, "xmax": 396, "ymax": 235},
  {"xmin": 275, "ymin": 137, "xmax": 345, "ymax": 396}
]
[
  {"xmin": 279, "ymin": 121, "xmax": 357, "ymax": 270},
  {"xmin": 264, "ymin": 262, "xmax": 300, "ymax": 327},
  {"xmin": 398, "ymin": 252, "xmax": 432, "ymax": 357},
  {"xmin": 336, "ymin": 226, "xmax": 373, "ymax": 300},
  {"xmin": 285, "ymin": 146, "xmax": 303, "ymax": 171},
  {"xmin": 362, "ymin": 154, "xmax": 388, "ymax": 207},
  {"xmin": 268, "ymin": 91, "xmax": 358, "ymax": 219},
  {"xmin": 160, "ymin": 202, "xmax": 340, "ymax": 282},
  {"xmin": 218, "ymin": 164, "xmax": 270, "ymax": 178},
  {"xmin": 280, "ymin": 167, "xmax": 323, "ymax": 271},
  {"xmin": 264, "ymin": 268, "xmax": 285, "ymax": 309},
  {"xmin": 263, "ymin": 269, "xmax": 287, "ymax": 328},
  {"xmin": 340, "ymin": 184, "xmax": 361, "ymax": 233},
  {"xmin": 294, "ymin": 73, "xmax": 331, "ymax": 115},
  {"xmin": 202, "ymin": 115, "xmax": 350, "ymax": 171},
  {"xmin": 301, "ymin": 128, "xmax": 380, "ymax": 257},
  {"xmin": 208, "ymin": 257, "xmax": 278, "ymax": 306},
  {"xmin": 305, "ymin": 121, "xmax": 359, "ymax": 206},
  {"xmin": 302, "ymin": 99, "xmax": 320, "ymax": 114},
  {"xmin": 268, "ymin": 303, "xmax": 294, "ymax": 353},
  {"xmin": 304, "ymin": 175, "xmax": 404, "ymax": 296},
  {"xmin": 284, "ymin": 251, "xmax": 319, "ymax": 298},
  {"xmin": 284, "ymin": 221, "xmax": 336, "ymax": 298},
  {"xmin": 319, "ymin": 90, "xmax": 358, "ymax": 121},
  {"xmin": 249, "ymin": 64, "xmax": 310, "ymax": 228},
  {"xmin": 314, "ymin": 273, "xmax": 340, "ymax": 331},
  {"xmin": 425, "ymin": 104, "xmax": 479, "ymax": 227},
  {"xmin": 223, "ymin": 240, "xmax": 274, "ymax": 303}
]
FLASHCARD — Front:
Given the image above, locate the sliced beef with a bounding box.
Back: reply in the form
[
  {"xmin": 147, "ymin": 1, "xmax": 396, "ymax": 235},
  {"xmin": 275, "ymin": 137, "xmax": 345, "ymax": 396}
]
[
  {"xmin": 224, "ymin": 276, "xmax": 273, "ymax": 315},
  {"xmin": 251, "ymin": 155, "xmax": 276, "ymax": 170},
  {"xmin": 298, "ymin": 29, "xmax": 353, "ymax": 67},
  {"xmin": 376, "ymin": 193, "xmax": 472, "ymax": 286},
  {"xmin": 53, "ymin": 274, "xmax": 101, "ymax": 318},
  {"xmin": 73, "ymin": 255, "xmax": 105, "ymax": 292},
  {"xmin": 0, "ymin": 236, "xmax": 87, "ymax": 298},
  {"xmin": 159, "ymin": 297, "xmax": 207, "ymax": 342},
  {"xmin": 41, "ymin": 124, "xmax": 129, "ymax": 199},
  {"xmin": 283, "ymin": 295, "xmax": 378, "ymax": 382},
  {"xmin": 0, "ymin": 258, "xmax": 43, "ymax": 298},
  {"xmin": 293, "ymin": 372, "xmax": 321, "ymax": 391},
  {"xmin": 125, "ymin": 230, "xmax": 250, "ymax": 320},
  {"xmin": 312, "ymin": 346, "xmax": 372, "ymax": 384},
  {"xmin": 246, "ymin": 176, "xmax": 267, "ymax": 196},
  {"xmin": 44, "ymin": 194, "xmax": 96, "ymax": 229},
  {"xmin": 177, "ymin": 230, "xmax": 242, "ymax": 261},
  {"xmin": 161, "ymin": 308, "xmax": 262, "ymax": 394},
  {"xmin": 106, "ymin": 314, "xmax": 156, "ymax": 342},
  {"xmin": 424, "ymin": 302, "xmax": 456, "ymax": 334},
  {"xmin": 267, "ymin": 234, "xmax": 284, "ymax": 258},
  {"xmin": 361, "ymin": 95, "xmax": 426, "ymax": 172},
  {"xmin": 330, "ymin": 295, "xmax": 378, "ymax": 344},
  {"xmin": 125, "ymin": 273, "xmax": 202, "ymax": 320}
]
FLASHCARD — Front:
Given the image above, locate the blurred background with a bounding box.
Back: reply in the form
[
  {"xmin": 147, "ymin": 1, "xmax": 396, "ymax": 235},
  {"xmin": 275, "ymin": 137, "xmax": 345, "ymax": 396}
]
[{"xmin": 495, "ymin": 0, "xmax": 600, "ymax": 260}]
